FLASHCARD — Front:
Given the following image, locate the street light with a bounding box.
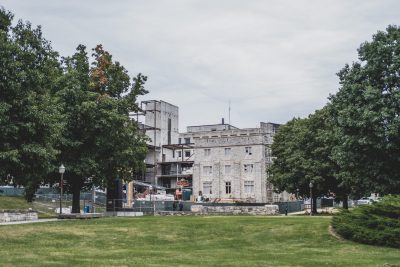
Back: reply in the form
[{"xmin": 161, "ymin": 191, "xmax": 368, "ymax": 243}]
[
  {"xmin": 309, "ymin": 182, "xmax": 313, "ymax": 216},
  {"xmin": 149, "ymin": 185, "xmax": 155, "ymax": 215},
  {"xmin": 59, "ymin": 164, "xmax": 65, "ymax": 215}
]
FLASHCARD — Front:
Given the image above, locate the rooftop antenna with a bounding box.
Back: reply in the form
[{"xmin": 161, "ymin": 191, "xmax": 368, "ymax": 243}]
[{"xmin": 228, "ymin": 100, "xmax": 231, "ymax": 129}]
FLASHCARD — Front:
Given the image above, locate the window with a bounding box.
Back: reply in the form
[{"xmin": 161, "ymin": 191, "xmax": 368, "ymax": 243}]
[
  {"xmin": 225, "ymin": 165, "xmax": 231, "ymax": 174},
  {"xmin": 167, "ymin": 118, "xmax": 171, "ymax": 145},
  {"xmin": 265, "ymin": 147, "xmax": 271, "ymax": 158},
  {"xmin": 203, "ymin": 182, "xmax": 212, "ymax": 194},
  {"xmin": 245, "ymin": 147, "xmax": 252, "ymax": 155},
  {"xmin": 244, "ymin": 181, "xmax": 254, "ymax": 193},
  {"xmin": 224, "ymin": 148, "xmax": 231, "ymax": 156},
  {"xmin": 178, "ymin": 151, "xmax": 182, "ymax": 157},
  {"xmin": 185, "ymin": 150, "xmax": 191, "ymax": 157},
  {"xmin": 204, "ymin": 149, "xmax": 211, "ymax": 156},
  {"xmin": 244, "ymin": 164, "xmax": 254, "ymax": 173},
  {"xmin": 203, "ymin": 166, "xmax": 212, "ymax": 175},
  {"xmin": 178, "ymin": 138, "xmax": 182, "ymax": 144},
  {"xmin": 184, "ymin": 138, "xmax": 190, "ymax": 144},
  {"xmin": 225, "ymin": 182, "xmax": 231, "ymax": 194}
]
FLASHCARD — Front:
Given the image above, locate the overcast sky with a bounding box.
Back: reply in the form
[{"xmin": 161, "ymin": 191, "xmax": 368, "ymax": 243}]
[{"xmin": 2, "ymin": 0, "xmax": 399, "ymax": 131}]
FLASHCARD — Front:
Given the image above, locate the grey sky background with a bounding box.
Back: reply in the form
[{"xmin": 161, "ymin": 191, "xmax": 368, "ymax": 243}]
[{"xmin": 2, "ymin": 0, "xmax": 399, "ymax": 131}]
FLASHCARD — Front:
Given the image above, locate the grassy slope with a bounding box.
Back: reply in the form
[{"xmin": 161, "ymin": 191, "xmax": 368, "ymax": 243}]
[
  {"xmin": 0, "ymin": 196, "xmax": 33, "ymax": 210},
  {"xmin": 0, "ymin": 216, "xmax": 398, "ymax": 267}
]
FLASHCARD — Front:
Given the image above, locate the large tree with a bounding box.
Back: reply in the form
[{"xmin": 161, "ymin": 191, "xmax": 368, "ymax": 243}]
[
  {"xmin": 269, "ymin": 107, "xmax": 344, "ymax": 213},
  {"xmin": 57, "ymin": 44, "xmax": 148, "ymax": 212},
  {"xmin": 329, "ymin": 25, "xmax": 400, "ymax": 197},
  {"xmin": 0, "ymin": 8, "xmax": 62, "ymax": 201}
]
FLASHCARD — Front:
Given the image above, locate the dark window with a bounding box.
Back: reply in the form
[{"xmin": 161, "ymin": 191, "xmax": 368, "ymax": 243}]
[
  {"xmin": 225, "ymin": 182, "xmax": 231, "ymax": 194},
  {"xmin": 185, "ymin": 150, "xmax": 191, "ymax": 157},
  {"xmin": 168, "ymin": 118, "xmax": 171, "ymax": 145},
  {"xmin": 185, "ymin": 138, "xmax": 190, "ymax": 144}
]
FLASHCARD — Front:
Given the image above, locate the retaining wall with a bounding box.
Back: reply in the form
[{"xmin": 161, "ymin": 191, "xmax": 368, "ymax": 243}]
[
  {"xmin": 0, "ymin": 211, "xmax": 38, "ymax": 223},
  {"xmin": 190, "ymin": 204, "xmax": 279, "ymax": 215}
]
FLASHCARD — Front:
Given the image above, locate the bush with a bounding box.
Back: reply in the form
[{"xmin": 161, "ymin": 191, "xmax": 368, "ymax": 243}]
[{"xmin": 332, "ymin": 195, "xmax": 400, "ymax": 248}]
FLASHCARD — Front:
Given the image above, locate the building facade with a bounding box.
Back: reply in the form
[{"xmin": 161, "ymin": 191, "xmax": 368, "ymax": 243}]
[
  {"xmin": 180, "ymin": 122, "xmax": 280, "ymax": 203},
  {"xmin": 138, "ymin": 100, "xmax": 283, "ymax": 203}
]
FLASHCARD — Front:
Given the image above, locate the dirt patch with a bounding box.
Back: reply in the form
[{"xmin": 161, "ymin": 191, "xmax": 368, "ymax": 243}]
[{"xmin": 328, "ymin": 225, "xmax": 345, "ymax": 241}]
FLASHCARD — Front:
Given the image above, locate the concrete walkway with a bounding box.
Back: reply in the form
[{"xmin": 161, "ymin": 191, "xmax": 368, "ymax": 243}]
[
  {"xmin": 288, "ymin": 207, "xmax": 338, "ymax": 216},
  {"xmin": 0, "ymin": 218, "xmax": 59, "ymax": 226}
]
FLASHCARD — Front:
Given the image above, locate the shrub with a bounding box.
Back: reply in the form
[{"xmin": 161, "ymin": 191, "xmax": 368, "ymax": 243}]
[{"xmin": 331, "ymin": 195, "xmax": 400, "ymax": 248}]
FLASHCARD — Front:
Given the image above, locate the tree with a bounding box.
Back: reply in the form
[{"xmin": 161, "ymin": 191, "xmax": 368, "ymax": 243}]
[
  {"xmin": 329, "ymin": 25, "xmax": 400, "ymax": 197},
  {"xmin": 57, "ymin": 44, "xmax": 148, "ymax": 212},
  {"xmin": 0, "ymin": 8, "xmax": 62, "ymax": 201},
  {"xmin": 269, "ymin": 107, "xmax": 344, "ymax": 213}
]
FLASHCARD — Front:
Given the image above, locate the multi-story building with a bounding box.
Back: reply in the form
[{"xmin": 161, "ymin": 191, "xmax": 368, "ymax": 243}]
[
  {"xmin": 136, "ymin": 100, "xmax": 194, "ymax": 196},
  {"xmin": 180, "ymin": 121, "xmax": 280, "ymax": 203},
  {"xmin": 137, "ymin": 100, "xmax": 283, "ymax": 203}
]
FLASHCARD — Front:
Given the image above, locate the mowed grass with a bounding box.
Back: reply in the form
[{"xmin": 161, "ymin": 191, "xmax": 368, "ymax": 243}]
[
  {"xmin": 0, "ymin": 196, "xmax": 33, "ymax": 210},
  {"xmin": 0, "ymin": 216, "xmax": 399, "ymax": 267}
]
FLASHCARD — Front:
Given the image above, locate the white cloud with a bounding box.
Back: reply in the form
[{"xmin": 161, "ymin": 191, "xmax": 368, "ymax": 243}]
[{"xmin": 3, "ymin": 0, "xmax": 400, "ymax": 130}]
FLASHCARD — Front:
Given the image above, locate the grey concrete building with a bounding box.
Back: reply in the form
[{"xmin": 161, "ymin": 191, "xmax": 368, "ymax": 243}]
[
  {"xmin": 137, "ymin": 100, "xmax": 284, "ymax": 203},
  {"xmin": 180, "ymin": 121, "xmax": 280, "ymax": 203}
]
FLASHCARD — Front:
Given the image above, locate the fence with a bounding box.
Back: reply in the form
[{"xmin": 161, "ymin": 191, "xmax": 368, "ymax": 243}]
[
  {"xmin": 0, "ymin": 187, "xmax": 60, "ymax": 196},
  {"xmin": 125, "ymin": 200, "xmax": 305, "ymax": 215}
]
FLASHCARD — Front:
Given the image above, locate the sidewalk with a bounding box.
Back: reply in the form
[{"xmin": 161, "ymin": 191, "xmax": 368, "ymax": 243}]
[
  {"xmin": 0, "ymin": 218, "xmax": 59, "ymax": 226},
  {"xmin": 288, "ymin": 207, "xmax": 338, "ymax": 216}
]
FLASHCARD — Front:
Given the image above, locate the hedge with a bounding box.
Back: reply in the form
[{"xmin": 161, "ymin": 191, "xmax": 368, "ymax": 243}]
[{"xmin": 331, "ymin": 195, "xmax": 400, "ymax": 248}]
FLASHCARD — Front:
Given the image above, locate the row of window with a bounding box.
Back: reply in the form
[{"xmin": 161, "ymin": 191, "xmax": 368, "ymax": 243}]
[
  {"xmin": 202, "ymin": 164, "xmax": 254, "ymax": 175},
  {"xmin": 204, "ymin": 146, "xmax": 253, "ymax": 157},
  {"xmin": 171, "ymin": 146, "xmax": 255, "ymax": 159},
  {"xmin": 173, "ymin": 150, "xmax": 192, "ymax": 158},
  {"xmin": 203, "ymin": 181, "xmax": 255, "ymax": 195}
]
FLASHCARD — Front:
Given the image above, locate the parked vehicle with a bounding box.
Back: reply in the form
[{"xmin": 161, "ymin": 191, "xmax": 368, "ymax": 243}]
[{"xmin": 357, "ymin": 197, "xmax": 373, "ymax": 205}]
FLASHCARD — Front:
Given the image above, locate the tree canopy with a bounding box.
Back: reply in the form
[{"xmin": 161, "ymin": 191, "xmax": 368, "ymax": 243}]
[
  {"xmin": 270, "ymin": 25, "xmax": 400, "ymax": 203},
  {"xmin": 0, "ymin": 8, "xmax": 63, "ymax": 200},
  {"xmin": 0, "ymin": 8, "xmax": 148, "ymax": 206}
]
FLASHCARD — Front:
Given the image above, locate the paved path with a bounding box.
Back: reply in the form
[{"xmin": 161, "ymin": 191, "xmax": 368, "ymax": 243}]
[
  {"xmin": 288, "ymin": 207, "xmax": 338, "ymax": 216},
  {"xmin": 0, "ymin": 218, "xmax": 59, "ymax": 226}
]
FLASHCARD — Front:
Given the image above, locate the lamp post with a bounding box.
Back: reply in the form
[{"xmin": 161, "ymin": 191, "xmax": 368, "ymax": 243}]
[
  {"xmin": 148, "ymin": 185, "xmax": 153, "ymax": 215},
  {"xmin": 309, "ymin": 182, "xmax": 313, "ymax": 216},
  {"xmin": 59, "ymin": 164, "xmax": 65, "ymax": 215},
  {"xmin": 296, "ymin": 188, "xmax": 299, "ymax": 200}
]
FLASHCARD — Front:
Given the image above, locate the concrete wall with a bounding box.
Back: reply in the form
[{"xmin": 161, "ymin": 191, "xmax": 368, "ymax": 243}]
[
  {"xmin": 0, "ymin": 211, "xmax": 38, "ymax": 223},
  {"xmin": 187, "ymin": 129, "xmax": 275, "ymax": 203},
  {"xmin": 190, "ymin": 204, "xmax": 279, "ymax": 215},
  {"xmin": 144, "ymin": 100, "xmax": 179, "ymax": 183},
  {"xmin": 187, "ymin": 123, "xmax": 238, "ymax": 133}
]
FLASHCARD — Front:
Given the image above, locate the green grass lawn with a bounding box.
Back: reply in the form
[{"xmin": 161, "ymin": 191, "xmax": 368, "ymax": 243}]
[
  {"xmin": 0, "ymin": 196, "xmax": 33, "ymax": 210},
  {"xmin": 0, "ymin": 216, "xmax": 398, "ymax": 267}
]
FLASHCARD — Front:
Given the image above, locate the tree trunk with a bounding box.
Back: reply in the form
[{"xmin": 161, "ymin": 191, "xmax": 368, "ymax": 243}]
[
  {"xmin": 71, "ymin": 182, "xmax": 81, "ymax": 213},
  {"xmin": 312, "ymin": 196, "xmax": 318, "ymax": 214},
  {"xmin": 342, "ymin": 194, "xmax": 349, "ymax": 209}
]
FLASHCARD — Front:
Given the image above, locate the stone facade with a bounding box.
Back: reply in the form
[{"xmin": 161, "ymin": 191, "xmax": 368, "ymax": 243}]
[
  {"xmin": 139, "ymin": 100, "xmax": 286, "ymax": 203},
  {"xmin": 0, "ymin": 211, "xmax": 38, "ymax": 223},
  {"xmin": 190, "ymin": 204, "xmax": 279, "ymax": 215},
  {"xmin": 181, "ymin": 122, "xmax": 280, "ymax": 203}
]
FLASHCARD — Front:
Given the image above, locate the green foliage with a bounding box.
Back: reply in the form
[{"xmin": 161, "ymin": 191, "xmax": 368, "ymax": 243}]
[
  {"xmin": 271, "ymin": 25, "xmax": 400, "ymax": 201},
  {"xmin": 332, "ymin": 195, "xmax": 400, "ymax": 248},
  {"xmin": 329, "ymin": 25, "xmax": 400, "ymax": 196},
  {"xmin": 0, "ymin": 8, "xmax": 148, "ymax": 208},
  {"xmin": 57, "ymin": 44, "xmax": 148, "ymax": 212},
  {"xmin": 270, "ymin": 107, "xmax": 341, "ymax": 200},
  {"xmin": 0, "ymin": 7, "xmax": 63, "ymax": 201}
]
